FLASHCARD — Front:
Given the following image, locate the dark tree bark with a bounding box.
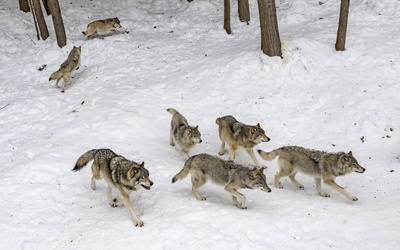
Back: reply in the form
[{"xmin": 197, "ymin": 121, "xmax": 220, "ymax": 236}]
[
  {"xmin": 224, "ymin": 0, "xmax": 232, "ymax": 34},
  {"xmin": 19, "ymin": 0, "xmax": 30, "ymax": 12},
  {"xmin": 335, "ymin": 0, "xmax": 350, "ymax": 51},
  {"xmin": 28, "ymin": 0, "xmax": 40, "ymax": 40},
  {"xmin": 32, "ymin": 0, "xmax": 49, "ymax": 40},
  {"xmin": 238, "ymin": 0, "xmax": 250, "ymax": 24},
  {"xmin": 257, "ymin": 0, "xmax": 282, "ymax": 57},
  {"xmin": 48, "ymin": 0, "xmax": 66, "ymax": 48},
  {"xmin": 41, "ymin": 0, "xmax": 50, "ymax": 16}
]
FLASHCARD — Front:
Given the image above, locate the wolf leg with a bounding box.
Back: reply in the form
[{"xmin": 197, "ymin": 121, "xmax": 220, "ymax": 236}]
[
  {"xmin": 91, "ymin": 163, "xmax": 100, "ymax": 190},
  {"xmin": 118, "ymin": 188, "xmax": 144, "ymax": 227},
  {"xmin": 228, "ymin": 145, "xmax": 237, "ymax": 160},
  {"xmin": 245, "ymin": 149, "xmax": 265, "ymax": 168},
  {"xmin": 289, "ymin": 172, "xmax": 304, "ymax": 189},
  {"xmin": 191, "ymin": 174, "xmax": 206, "ymax": 201},
  {"xmin": 324, "ymin": 179, "xmax": 358, "ymax": 201},
  {"xmin": 315, "ymin": 178, "xmax": 330, "ymax": 197},
  {"xmin": 181, "ymin": 149, "xmax": 190, "ymax": 160},
  {"xmin": 274, "ymin": 158, "xmax": 294, "ymax": 189},
  {"xmin": 218, "ymin": 140, "xmax": 225, "ymax": 156},
  {"xmin": 226, "ymin": 186, "xmax": 246, "ymax": 209},
  {"xmin": 61, "ymin": 72, "xmax": 71, "ymax": 92},
  {"xmin": 169, "ymin": 128, "xmax": 175, "ymax": 146},
  {"xmin": 107, "ymin": 186, "xmax": 122, "ymax": 207}
]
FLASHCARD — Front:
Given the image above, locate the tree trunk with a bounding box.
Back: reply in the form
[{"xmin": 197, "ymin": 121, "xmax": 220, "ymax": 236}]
[
  {"xmin": 335, "ymin": 0, "xmax": 350, "ymax": 51},
  {"xmin": 224, "ymin": 0, "xmax": 232, "ymax": 34},
  {"xmin": 28, "ymin": 0, "xmax": 40, "ymax": 40},
  {"xmin": 48, "ymin": 0, "xmax": 66, "ymax": 48},
  {"xmin": 257, "ymin": 0, "xmax": 282, "ymax": 57},
  {"xmin": 19, "ymin": 0, "xmax": 30, "ymax": 12},
  {"xmin": 238, "ymin": 0, "xmax": 250, "ymax": 24},
  {"xmin": 42, "ymin": 0, "xmax": 50, "ymax": 16},
  {"xmin": 32, "ymin": 0, "xmax": 49, "ymax": 40}
]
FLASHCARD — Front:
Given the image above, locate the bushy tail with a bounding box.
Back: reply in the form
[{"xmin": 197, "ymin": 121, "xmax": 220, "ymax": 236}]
[
  {"xmin": 172, "ymin": 157, "xmax": 193, "ymax": 183},
  {"xmin": 72, "ymin": 149, "xmax": 97, "ymax": 171},
  {"xmin": 49, "ymin": 69, "xmax": 62, "ymax": 81},
  {"xmin": 167, "ymin": 108, "xmax": 179, "ymax": 116},
  {"xmin": 257, "ymin": 149, "xmax": 278, "ymax": 161}
]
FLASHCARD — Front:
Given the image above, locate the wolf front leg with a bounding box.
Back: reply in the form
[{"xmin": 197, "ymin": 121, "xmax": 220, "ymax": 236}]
[
  {"xmin": 225, "ymin": 185, "xmax": 247, "ymax": 209},
  {"xmin": 117, "ymin": 188, "xmax": 144, "ymax": 227},
  {"xmin": 245, "ymin": 149, "xmax": 265, "ymax": 168},
  {"xmin": 324, "ymin": 179, "xmax": 358, "ymax": 201}
]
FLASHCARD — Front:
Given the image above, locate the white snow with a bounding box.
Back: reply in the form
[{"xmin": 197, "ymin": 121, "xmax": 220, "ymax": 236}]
[{"xmin": 1, "ymin": 0, "xmax": 399, "ymax": 249}]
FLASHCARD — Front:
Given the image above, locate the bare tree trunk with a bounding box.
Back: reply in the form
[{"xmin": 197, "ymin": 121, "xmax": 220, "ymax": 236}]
[
  {"xmin": 19, "ymin": 0, "xmax": 30, "ymax": 12},
  {"xmin": 224, "ymin": 0, "xmax": 232, "ymax": 34},
  {"xmin": 28, "ymin": 0, "xmax": 40, "ymax": 40},
  {"xmin": 257, "ymin": 0, "xmax": 282, "ymax": 57},
  {"xmin": 48, "ymin": 0, "xmax": 66, "ymax": 48},
  {"xmin": 238, "ymin": 0, "xmax": 250, "ymax": 24},
  {"xmin": 32, "ymin": 0, "xmax": 49, "ymax": 40},
  {"xmin": 335, "ymin": 0, "xmax": 350, "ymax": 51},
  {"xmin": 42, "ymin": 0, "xmax": 50, "ymax": 16}
]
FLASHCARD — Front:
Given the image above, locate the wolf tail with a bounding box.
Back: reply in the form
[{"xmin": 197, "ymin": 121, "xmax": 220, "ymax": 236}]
[
  {"xmin": 72, "ymin": 149, "xmax": 97, "ymax": 171},
  {"xmin": 167, "ymin": 108, "xmax": 179, "ymax": 116},
  {"xmin": 49, "ymin": 69, "xmax": 62, "ymax": 81},
  {"xmin": 172, "ymin": 157, "xmax": 193, "ymax": 183},
  {"xmin": 257, "ymin": 149, "xmax": 278, "ymax": 161}
]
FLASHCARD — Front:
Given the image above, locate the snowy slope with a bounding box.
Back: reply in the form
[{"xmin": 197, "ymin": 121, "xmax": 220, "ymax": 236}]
[{"xmin": 0, "ymin": 0, "xmax": 399, "ymax": 249}]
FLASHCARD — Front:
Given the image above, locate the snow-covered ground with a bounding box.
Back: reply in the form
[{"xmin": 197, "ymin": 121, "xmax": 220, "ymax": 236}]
[{"xmin": 1, "ymin": 0, "xmax": 399, "ymax": 249}]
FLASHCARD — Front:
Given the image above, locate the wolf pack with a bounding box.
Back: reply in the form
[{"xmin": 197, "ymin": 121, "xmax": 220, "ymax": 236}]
[{"xmin": 61, "ymin": 18, "xmax": 366, "ymax": 228}]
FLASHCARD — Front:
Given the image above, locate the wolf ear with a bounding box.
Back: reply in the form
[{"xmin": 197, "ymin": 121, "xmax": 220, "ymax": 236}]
[
  {"xmin": 259, "ymin": 166, "xmax": 266, "ymax": 173},
  {"xmin": 348, "ymin": 151, "xmax": 353, "ymax": 157},
  {"xmin": 342, "ymin": 156, "xmax": 350, "ymax": 162},
  {"xmin": 256, "ymin": 123, "xmax": 261, "ymax": 127},
  {"xmin": 249, "ymin": 127, "xmax": 256, "ymax": 134},
  {"xmin": 249, "ymin": 171, "xmax": 257, "ymax": 180},
  {"xmin": 140, "ymin": 162, "xmax": 145, "ymax": 168},
  {"xmin": 195, "ymin": 125, "xmax": 199, "ymax": 129}
]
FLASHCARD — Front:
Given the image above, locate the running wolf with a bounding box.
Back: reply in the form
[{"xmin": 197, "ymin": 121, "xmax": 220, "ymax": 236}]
[
  {"xmin": 49, "ymin": 46, "xmax": 81, "ymax": 92},
  {"xmin": 172, "ymin": 153, "xmax": 271, "ymax": 209},
  {"xmin": 73, "ymin": 149, "xmax": 153, "ymax": 227},
  {"xmin": 82, "ymin": 17, "xmax": 122, "ymax": 40},
  {"xmin": 257, "ymin": 146, "xmax": 365, "ymax": 201},
  {"xmin": 167, "ymin": 108, "xmax": 202, "ymax": 160},
  {"xmin": 216, "ymin": 115, "xmax": 270, "ymax": 168}
]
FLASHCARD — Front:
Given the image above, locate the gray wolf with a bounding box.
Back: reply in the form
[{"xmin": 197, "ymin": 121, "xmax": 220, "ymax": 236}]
[
  {"xmin": 257, "ymin": 146, "xmax": 365, "ymax": 201},
  {"xmin": 167, "ymin": 108, "xmax": 202, "ymax": 160},
  {"xmin": 172, "ymin": 153, "xmax": 271, "ymax": 209},
  {"xmin": 216, "ymin": 115, "xmax": 270, "ymax": 168},
  {"xmin": 82, "ymin": 17, "xmax": 122, "ymax": 40},
  {"xmin": 73, "ymin": 148, "xmax": 153, "ymax": 227},
  {"xmin": 49, "ymin": 46, "xmax": 81, "ymax": 92}
]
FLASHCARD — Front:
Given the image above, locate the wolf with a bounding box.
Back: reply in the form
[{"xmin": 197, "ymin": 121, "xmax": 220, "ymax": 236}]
[
  {"xmin": 49, "ymin": 46, "xmax": 81, "ymax": 92},
  {"xmin": 257, "ymin": 146, "xmax": 365, "ymax": 201},
  {"xmin": 167, "ymin": 108, "xmax": 202, "ymax": 160},
  {"xmin": 82, "ymin": 17, "xmax": 122, "ymax": 40},
  {"xmin": 72, "ymin": 149, "xmax": 153, "ymax": 227},
  {"xmin": 216, "ymin": 115, "xmax": 270, "ymax": 168},
  {"xmin": 172, "ymin": 153, "xmax": 271, "ymax": 209}
]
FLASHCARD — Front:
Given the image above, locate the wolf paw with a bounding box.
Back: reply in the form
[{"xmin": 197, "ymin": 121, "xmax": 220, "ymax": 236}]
[
  {"xmin": 236, "ymin": 204, "xmax": 247, "ymax": 209},
  {"xmin": 350, "ymin": 196, "xmax": 358, "ymax": 202},
  {"xmin": 110, "ymin": 198, "xmax": 121, "ymax": 207},
  {"xmin": 275, "ymin": 184, "xmax": 283, "ymax": 189},
  {"xmin": 170, "ymin": 142, "xmax": 175, "ymax": 146},
  {"xmin": 135, "ymin": 220, "xmax": 144, "ymax": 227},
  {"xmin": 218, "ymin": 151, "xmax": 225, "ymax": 156},
  {"xmin": 298, "ymin": 185, "xmax": 305, "ymax": 190},
  {"xmin": 319, "ymin": 192, "xmax": 330, "ymax": 198}
]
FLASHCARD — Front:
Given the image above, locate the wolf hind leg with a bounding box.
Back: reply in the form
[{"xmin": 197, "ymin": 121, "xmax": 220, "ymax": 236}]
[
  {"xmin": 274, "ymin": 158, "xmax": 294, "ymax": 189},
  {"xmin": 289, "ymin": 172, "xmax": 304, "ymax": 189},
  {"xmin": 191, "ymin": 173, "xmax": 206, "ymax": 201},
  {"xmin": 91, "ymin": 163, "xmax": 101, "ymax": 190},
  {"xmin": 61, "ymin": 72, "xmax": 71, "ymax": 92},
  {"xmin": 315, "ymin": 178, "xmax": 330, "ymax": 198},
  {"xmin": 218, "ymin": 140, "xmax": 225, "ymax": 156}
]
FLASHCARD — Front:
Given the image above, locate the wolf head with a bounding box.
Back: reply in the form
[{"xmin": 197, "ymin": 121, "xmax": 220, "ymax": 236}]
[
  {"xmin": 247, "ymin": 167, "xmax": 271, "ymax": 192},
  {"xmin": 113, "ymin": 17, "xmax": 122, "ymax": 28},
  {"xmin": 127, "ymin": 162, "xmax": 154, "ymax": 190},
  {"xmin": 339, "ymin": 151, "xmax": 365, "ymax": 175},
  {"xmin": 249, "ymin": 123, "xmax": 270, "ymax": 144},
  {"xmin": 188, "ymin": 125, "xmax": 202, "ymax": 144}
]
